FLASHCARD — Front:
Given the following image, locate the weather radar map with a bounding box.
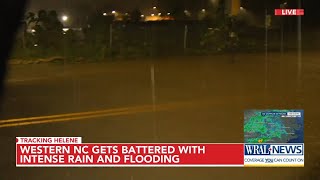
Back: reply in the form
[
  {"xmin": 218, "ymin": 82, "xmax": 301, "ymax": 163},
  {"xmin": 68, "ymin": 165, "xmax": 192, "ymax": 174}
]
[{"xmin": 244, "ymin": 110, "xmax": 304, "ymax": 143}]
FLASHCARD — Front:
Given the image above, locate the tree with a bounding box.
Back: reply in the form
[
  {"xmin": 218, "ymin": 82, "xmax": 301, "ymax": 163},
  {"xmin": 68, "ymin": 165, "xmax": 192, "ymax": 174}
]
[
  {"xmin": 47, "ymin": 10, "xmax": 63, "ymax": 31},
  {"xmin": 23, "ymin": 9, "xmax": 64, "ymax": 53},
  {"xmin": 32, "ymin": 10, "xmax": 63, "ymax": 49},
  {"xmin": 83, "ymin": 12, "xmax": 115, "ymax": 58},
  {"xmin": 171, "ymin": 7, "xmax": 189, "ymax": 20},
  {"xmin": 130, "ymin": 9, "xmax": 142, "ymax": 23},
  {"xmin": 25, "ymin": 12, "xmax": 36, "ymax": 26},
  {"xmin": 158, "ymin": 0, "xmax": 189, "ymax": 20},
  {"xmin": 200, "ymin": 2, "xmax": 236, "ymax": 53},
  {"xmin": 200, "ymin": 1, "xmax": 225, "ymax": 26},
  {"xmin": 85, "ymin": 12, "xmax": 114, "ymax": 44}
]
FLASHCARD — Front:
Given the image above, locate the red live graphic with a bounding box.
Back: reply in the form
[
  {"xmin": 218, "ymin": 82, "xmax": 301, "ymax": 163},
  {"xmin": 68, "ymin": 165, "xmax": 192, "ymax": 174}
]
[{"xmin": 275, "ymin": 9, "xmax": 304, "ymax": 16}]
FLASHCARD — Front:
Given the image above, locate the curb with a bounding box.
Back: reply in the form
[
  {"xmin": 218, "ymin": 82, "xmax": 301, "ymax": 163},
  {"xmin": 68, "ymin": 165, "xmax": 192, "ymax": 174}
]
[{"xmin": 9, "ymin": 57, "xmax": 65, "ymax": 65}]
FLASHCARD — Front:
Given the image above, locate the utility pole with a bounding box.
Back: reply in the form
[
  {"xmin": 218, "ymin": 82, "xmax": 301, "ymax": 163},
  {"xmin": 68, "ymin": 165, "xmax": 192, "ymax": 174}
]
[
  {"xmin": 184, "ymin": 25, "xmax": 188, "ymax": 53},
  {"xmin": 280, "ymin": 2, "xmax": 288, "ymax": 55},
  {"xmin": 151, "ymin": 63, "xmax": 158, "ymax": 142},
  {"xmin": 264, "ymin": 9, "xmax": 269, "ymax": 92},
  {"xmin": 296, "ymin": 0, "xmax": 303, "ymax": 106},
  {"xmin": 297, "ymin": 0, "xmax": 302, "ymax": 90},
  {"xmin": 109, "ymin": 24, "xmax": 113, "ymax": 57},
  {"xmin": 21, "ymin": 21, "xmax": 26, "ymax": 49}
]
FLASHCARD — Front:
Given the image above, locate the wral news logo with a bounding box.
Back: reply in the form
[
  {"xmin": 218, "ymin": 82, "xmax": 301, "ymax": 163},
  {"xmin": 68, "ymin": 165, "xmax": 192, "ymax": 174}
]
[{"xmin": 244, "ymin": 144, "xmax": 304, "ymax": 156}]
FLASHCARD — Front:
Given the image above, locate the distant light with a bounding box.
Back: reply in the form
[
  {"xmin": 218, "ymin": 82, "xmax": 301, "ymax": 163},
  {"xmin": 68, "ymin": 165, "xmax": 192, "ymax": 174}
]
[
  {"xmin": 184, "ymin": 10, "xmax": 191, "ymax": 16},
  {"xmin": 31, "ymin": 29, "xmax": 36, "ymax": 33},
  {"xmin": 112, "ymin": 11, "xmax": 116, "ymax": 14},
  {"xmin": 62, "ymin": 15, "xmax": 68, "ymax": 22},
  {"xmin": 167, "ymin": 12, "xmax": 171, "ymax": 15},
  {"xmin": 281, "ymin": 2, "xmax": 288, "ymax": 8},
  {"xmin": 125, "ymin": 13, "xmax": 129, "ymax": 15},
  {"xmin": 34, "ymin": 44, "xmax": 38, "ymax": 47},
  {"xmin": 153, "ymin": 6, "xmax": 157, "ymax": 9},
  {"xmin": 141, "ymin": 14, "xmax": 145, "ymax": 17},
  {"xmin": 103, "ymin": 12, "xmax": 107, "ymax": 16},
  {"xmin": 62, "ymin": 28, "xmax": 69, "ymax": 32},
  {"xmin": 202, "ymin": 9, "xmax": 206, "ymax": 12},
  {"xmin": 158, "ymin": 13, "xmax": 161, "ymax": 16},
  {"xmin": 240, "ymin": 7, "xmax": 244, "ymax": 10},
  {"xmin": 151, "ymin": 14, "xmax": 155, "ymax": 16}
]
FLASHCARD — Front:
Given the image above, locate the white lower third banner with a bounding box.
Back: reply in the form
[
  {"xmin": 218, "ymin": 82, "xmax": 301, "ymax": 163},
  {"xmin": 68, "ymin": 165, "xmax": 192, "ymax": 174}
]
[{"xmin": 244, "ymin": 155, "xmax": 304, "ymax": 167}]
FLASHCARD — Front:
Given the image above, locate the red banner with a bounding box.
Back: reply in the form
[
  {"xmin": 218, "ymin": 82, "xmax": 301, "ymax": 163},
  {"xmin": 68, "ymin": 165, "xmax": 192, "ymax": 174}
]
[
  {"xmin": 16, "ymin": 143, "xmax": 244, "ymax": 167},
  {"xmin": 274, "ymin": 9, "xmax": 304, "ymax": 16}
]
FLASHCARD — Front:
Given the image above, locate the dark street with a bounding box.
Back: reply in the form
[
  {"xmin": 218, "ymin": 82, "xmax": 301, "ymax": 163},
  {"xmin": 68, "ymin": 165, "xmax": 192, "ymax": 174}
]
[{"xmin": 0, "ymin": 53, "xmax": 319, "ymax": 179}]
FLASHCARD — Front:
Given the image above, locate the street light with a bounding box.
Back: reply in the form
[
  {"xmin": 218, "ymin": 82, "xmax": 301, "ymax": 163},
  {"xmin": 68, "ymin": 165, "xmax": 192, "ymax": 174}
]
[
  {"xmin": 184, "ymin": 10, "xmax": 191, "ymax": 16},
  {"xmin": 62, "ymin": 15, "xmax": 68, "ymax": 22},
  {"xmin": 103, "ymin": 12, "xmax": 107, "ymax": 16},
  {"xmin": 280, "ymin": 2, "xmax": 288, "ymax": 9},
  {"xmin": 62, "ymin": 28, "xmax": 69, "ymax": 32},
  {"xmin": 201, "ymin": 9, "xmax": 206, "ymax": 12},
  {"xmin": 112, "ymin": 10, "xmax": 116, "ymax": 14},
  {"xmin": 282, "ymin": 2, "xmax": 288, "ymax": 7},
  {"xmin": 153, "ymin": 6, "xmax": 157, "ymax": 9}
]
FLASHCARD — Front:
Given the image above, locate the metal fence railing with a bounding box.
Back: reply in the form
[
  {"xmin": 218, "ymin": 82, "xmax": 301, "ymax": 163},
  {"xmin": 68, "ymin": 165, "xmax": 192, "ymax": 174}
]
[{"xmin": 11, "ymin": 20, "xmax": 318, "ymax": 61}]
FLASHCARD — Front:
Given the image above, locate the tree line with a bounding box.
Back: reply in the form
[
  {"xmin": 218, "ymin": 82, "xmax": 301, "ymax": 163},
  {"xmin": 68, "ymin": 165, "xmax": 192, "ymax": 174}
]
[{"xmin": 13, "ymin": 5, "xmax": 262, "ymax": 60}]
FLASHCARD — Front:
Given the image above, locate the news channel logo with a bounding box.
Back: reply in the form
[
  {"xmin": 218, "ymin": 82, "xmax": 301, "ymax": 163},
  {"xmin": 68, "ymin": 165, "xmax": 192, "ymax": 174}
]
[
  {"xmin": 244, "ymin": 144, "xmax": 304, "ymax": 167},
  {"xmin": 244, "ymin": 144, "xmax": 304, "ymax": 156}
]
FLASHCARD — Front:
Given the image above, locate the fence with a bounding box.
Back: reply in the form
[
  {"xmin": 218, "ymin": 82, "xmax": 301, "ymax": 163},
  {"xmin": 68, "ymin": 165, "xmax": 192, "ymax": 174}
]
[{"xmin": 11, "ymin": 21, "xmax": 319, "ymax": 61}]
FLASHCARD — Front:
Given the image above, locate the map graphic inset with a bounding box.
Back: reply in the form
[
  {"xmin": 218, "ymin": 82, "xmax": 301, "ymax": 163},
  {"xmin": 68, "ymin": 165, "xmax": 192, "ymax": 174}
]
[{"xmin": 244, "ymin": 110, "xmax": 304, "ymax": 143}]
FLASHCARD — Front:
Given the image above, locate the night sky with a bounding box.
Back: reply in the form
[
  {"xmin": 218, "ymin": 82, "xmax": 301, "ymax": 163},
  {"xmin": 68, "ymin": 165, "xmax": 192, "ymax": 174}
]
[
  {"xmin": 27, "ymin": 0, "xmax": 213, "ymax": 14},
  {"xmin": 27, "ymin": 0, "xmax": 156, "ymax": 13},
  {"xmin": 27, "ymin": 0, "xmax": 320, "ymax": 11},
  {"xmin": 27, "ymin": 0, "xmax": 320, "ymax": 26}
]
